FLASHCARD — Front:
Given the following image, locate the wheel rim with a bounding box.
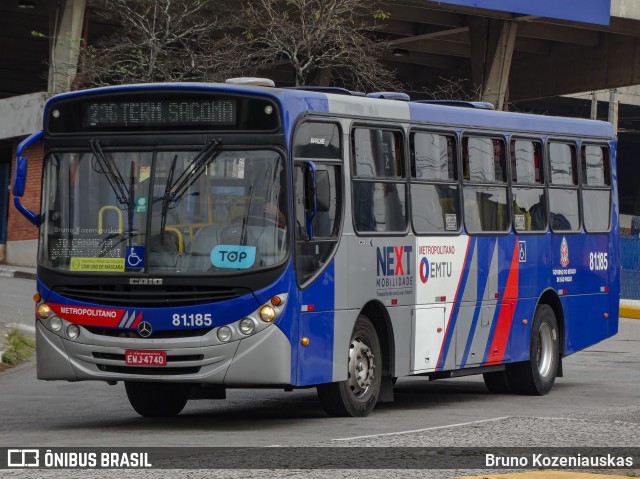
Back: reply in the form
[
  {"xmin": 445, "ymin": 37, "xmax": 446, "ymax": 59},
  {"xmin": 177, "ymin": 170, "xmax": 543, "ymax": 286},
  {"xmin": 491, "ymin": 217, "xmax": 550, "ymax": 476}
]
[
  {"xmin": 536, "ymin": 323, "xmax": 554, "ymax": 377},
  {"xmin": 347, "ymin": 335, "xmax": 375, "ymax": 399}
]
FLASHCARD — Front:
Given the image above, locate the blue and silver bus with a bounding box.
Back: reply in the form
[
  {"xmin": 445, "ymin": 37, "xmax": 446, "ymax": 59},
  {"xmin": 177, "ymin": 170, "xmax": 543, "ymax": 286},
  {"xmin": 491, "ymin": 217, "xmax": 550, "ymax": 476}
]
[{"xmin": 14, "ymin": 79, "xmax": 619, "ymax": 417}]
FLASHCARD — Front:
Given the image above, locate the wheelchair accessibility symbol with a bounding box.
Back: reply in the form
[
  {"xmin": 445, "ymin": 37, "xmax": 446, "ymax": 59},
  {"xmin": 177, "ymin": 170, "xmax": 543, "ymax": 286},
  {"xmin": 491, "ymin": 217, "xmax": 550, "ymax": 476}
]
[{"xmin": 126, "ymin": 246, "xmax": 145, "ymax": 269}]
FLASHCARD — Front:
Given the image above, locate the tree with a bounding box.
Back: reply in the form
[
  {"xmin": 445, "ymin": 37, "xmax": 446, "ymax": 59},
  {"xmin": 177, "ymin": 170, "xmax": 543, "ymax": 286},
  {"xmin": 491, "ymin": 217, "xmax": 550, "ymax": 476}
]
[
  {"xmin": 217, "ymin": 0, "xmax": 399, "ymax": 91},
  {"xmin": 79, "ymin": 0, "xmax": 400, "ymax": 92},
  {"xmin": 80, "ymin": 0, "xmax": 225, "ymax": 86}
]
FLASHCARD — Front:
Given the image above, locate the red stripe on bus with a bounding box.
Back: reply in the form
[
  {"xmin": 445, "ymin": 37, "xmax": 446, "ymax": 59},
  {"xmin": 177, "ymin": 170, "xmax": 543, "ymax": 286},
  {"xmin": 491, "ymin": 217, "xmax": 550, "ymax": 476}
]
[
  {"xmin": 131, "ymin": 312, "xmax": 143, "ymax": 329},
  {"xmin": 48, "ymin": 303, "xmax": 124, "ymax": 327},
  {"xmin": 486, "ymin": 242, "xmax": 519, "ymax": 364}
]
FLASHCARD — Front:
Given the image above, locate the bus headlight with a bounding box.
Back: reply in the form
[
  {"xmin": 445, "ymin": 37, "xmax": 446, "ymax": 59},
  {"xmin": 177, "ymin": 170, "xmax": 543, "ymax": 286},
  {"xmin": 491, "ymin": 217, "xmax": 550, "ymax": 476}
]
[
  {"xmin": 239, "ymin": 318, "xmax": 255, "ymax": 335},
  {"xmin": 66, "ymin": 324, "xmax": 80, "ymax": 340},
  {"xmin": 49, "ymin": 315, "xmax": 63, "ymax": 332},
  {"xmin": 37, "ymin": 303, "xmax": 51, "ymax": 319},
  {"xmin": 259, "ymin": 305, "xmax": 276, "ymax": 323},
  {"xmin": 217, "ymin": 326, "xmax": 232, "ymax": 342}
]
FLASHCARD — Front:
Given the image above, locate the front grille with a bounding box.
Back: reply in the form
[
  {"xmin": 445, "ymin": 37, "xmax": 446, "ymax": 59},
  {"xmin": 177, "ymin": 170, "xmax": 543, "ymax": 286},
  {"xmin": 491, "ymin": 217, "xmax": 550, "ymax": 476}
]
[
  {"xmin": 54, "ymin": 284, "xmax": 246, "ymax": 307},
  {"xmin": 96, "ymin": 365, "xmax": 201, "ymax": 375},
  {"xmin": 93, "ymin": 353, "xmax": 204, "ymax": 362},
  {"xmin": 85, "ymin": 327, "xmax": 212, "ymax": 339}
]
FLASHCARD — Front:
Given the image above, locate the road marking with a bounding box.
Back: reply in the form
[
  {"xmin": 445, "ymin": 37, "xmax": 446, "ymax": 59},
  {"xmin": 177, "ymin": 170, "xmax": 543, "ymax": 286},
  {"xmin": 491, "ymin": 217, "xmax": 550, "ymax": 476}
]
[
  {"xmin": 333, "ymin": 416, "xmax": 510, "ymax": 441},
  {"xmin": 458, "ymin": 472, "xmax": 634, "ymax": 479}
]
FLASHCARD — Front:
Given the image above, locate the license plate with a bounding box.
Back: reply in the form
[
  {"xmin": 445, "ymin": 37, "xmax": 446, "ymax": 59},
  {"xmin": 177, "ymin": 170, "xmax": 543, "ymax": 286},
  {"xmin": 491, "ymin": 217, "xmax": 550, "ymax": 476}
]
[{"xmin": 125, "ymin": 350, "xmax": 167, "ymax": 367}]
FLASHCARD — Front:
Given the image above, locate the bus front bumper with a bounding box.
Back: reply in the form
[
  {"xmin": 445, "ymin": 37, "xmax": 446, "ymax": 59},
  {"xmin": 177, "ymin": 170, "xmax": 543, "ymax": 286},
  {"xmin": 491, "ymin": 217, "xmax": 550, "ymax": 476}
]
[{"xmin": 35, "ymin": 322, "xmax": 292, "ymax": 386}]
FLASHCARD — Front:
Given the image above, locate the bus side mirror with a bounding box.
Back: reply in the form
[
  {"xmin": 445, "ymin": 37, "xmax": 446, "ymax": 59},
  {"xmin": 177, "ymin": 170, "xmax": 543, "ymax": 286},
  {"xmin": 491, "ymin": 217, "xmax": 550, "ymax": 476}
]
[
  {"xmin": 13, "ymin": 130, "xmax": 43, "ymax": 226},
  {"xmin": 303, "ymin": 161, "xmax": 317, "ymax": 239},
  {"xmin": 316, "ymin": 170, "xmax": 330, "ymax": 213},
  {"xmin": 13, "ymin": 155, "xmax": 27, "ymax": 197}
]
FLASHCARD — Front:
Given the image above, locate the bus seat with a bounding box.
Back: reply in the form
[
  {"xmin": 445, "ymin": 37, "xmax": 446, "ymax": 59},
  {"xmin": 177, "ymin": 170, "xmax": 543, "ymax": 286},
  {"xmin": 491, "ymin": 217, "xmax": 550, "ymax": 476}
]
[
  {"xmin": 254, "ymin": 226, "xmax": 286, "ymax": 267},
  {"xmin": 184, "ymin": 225, "xmax": 222, "ymax": 271}
]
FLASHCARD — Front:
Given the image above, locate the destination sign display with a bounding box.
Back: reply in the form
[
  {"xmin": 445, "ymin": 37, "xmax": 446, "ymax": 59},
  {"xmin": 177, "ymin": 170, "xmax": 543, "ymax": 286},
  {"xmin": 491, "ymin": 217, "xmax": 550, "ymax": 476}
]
[{"xmin": 83, "ymin": 100, "xmax": 236, "ymax": 128}]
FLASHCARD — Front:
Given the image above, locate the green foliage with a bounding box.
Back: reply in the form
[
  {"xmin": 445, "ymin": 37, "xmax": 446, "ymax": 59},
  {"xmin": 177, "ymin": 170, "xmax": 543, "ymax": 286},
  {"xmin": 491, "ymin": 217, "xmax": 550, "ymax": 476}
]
[
  {"xmin": 373, "ymin": 9, "xmax": 390, "ymax": 20},
  {"xmin": 30, "ymin": 30, "xmax": 46, "ymax": 38},
  {"xmin": 1, "ymin": 329, "xmax": 35, "ymax": 367}
]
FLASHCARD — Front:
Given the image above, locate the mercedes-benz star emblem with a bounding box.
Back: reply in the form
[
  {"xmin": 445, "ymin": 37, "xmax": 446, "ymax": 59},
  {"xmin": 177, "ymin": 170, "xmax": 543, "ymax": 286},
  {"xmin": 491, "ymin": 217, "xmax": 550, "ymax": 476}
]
[{"xmin": 137, "ymin": 321, "xmax": 152, "ymax": 338}]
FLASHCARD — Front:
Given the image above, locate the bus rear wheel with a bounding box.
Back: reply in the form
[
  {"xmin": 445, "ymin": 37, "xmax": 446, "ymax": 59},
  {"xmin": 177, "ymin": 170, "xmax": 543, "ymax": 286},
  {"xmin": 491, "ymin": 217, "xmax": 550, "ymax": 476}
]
[
  {"xmin": 507, "ymin": 304, "xmax": 559, "ymax": 395},
  {"xmin": 125, "ymin": 381, "xmax": 190, "ymax": 417},
  {"xmin": 483, "ymin": 370, "xmax": 511, "ymax": 393},
  {"xmin": 316, "ymin": 315, "xmax": 382, "ymax": 417}
]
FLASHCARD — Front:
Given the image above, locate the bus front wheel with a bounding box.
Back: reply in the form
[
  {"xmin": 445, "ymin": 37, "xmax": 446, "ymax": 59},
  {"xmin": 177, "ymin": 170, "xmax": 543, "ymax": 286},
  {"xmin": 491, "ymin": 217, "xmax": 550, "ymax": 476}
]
[
  {"xmin": 508, "ymin": 304, "xmax": 559, "ymax": 395},
  {"xmin": 316, "ymin": 315, "xmax": 382, "ymax": 417},
  {"xmin": 125, "ymin": 381, "xmax": 190, "ymax": 417}
]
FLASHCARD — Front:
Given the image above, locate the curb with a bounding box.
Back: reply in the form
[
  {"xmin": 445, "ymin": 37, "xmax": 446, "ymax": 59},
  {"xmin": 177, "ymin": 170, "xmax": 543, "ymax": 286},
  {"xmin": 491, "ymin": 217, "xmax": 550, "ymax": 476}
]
[
  {"xmin": 0, "ymin": 268, "xmax": 36, "ymax": 281},
  {"xmin": 619, "ymin": 305, "xmax": 640, "ymax": 319}
]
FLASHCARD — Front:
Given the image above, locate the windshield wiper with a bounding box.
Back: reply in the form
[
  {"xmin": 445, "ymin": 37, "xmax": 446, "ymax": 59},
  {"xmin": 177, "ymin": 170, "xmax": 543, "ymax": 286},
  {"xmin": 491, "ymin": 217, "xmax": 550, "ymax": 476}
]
[
  {"xmin": 90, "ymin": 139, "xmax": 130, "ymax": 207},
  {"xmin": 167, "ymin": 139, "xmax": 221, "ymax": 205},
  {"xmin": 160, "ymin": 139, "xmax": 221, "ymax": 235}
]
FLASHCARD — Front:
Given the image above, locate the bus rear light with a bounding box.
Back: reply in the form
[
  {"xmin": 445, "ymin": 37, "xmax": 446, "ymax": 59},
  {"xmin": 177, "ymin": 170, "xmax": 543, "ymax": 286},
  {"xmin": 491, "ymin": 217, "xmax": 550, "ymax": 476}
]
[
  {"xmin": 600, "ymin": 286, "xmax": 609, "ymax": 293},
  {"xmin": 558, "ymin": 289, "xmax": 567, "ymax": 296},
  {"xmin": 37, "ymin": 303, "xmax": 51, "ymax": 319},
  {"xmin": 391, "ymin": 299, "xmax": 398, "ymax": 305},
  {"xmin": 435, "ymin": 296, "xmax": 446, "ymax": 302}
]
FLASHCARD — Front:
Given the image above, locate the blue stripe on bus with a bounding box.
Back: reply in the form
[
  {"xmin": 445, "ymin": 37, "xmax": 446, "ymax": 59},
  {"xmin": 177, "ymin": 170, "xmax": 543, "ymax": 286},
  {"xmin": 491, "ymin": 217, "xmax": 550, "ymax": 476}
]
[
  {"xmin": 437, "ymin": 236, "xmax": 476, "ymax": 370},
  {"xmin": 460, "ymin": 237, "xmax": 496, "ymax": 367}
]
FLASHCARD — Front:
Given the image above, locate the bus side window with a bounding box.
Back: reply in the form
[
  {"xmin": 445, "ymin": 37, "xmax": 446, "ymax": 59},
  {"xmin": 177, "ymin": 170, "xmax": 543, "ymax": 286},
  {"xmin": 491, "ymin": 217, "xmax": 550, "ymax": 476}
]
[
  {"xmin": 581, "ymin": 144, "xmax": 611, "ymax": 232},
  {"xmin": 548, "ymin": 142, "xmax": 580, "ymax": 232},
  {"xmin": 293, "ymin": 121, "xmax": 343, "ymax": 285},
  {"xmin": 511, "ymin": 139, "xmax": 546, "ymax": 232},
  {"xmin": 462, "ymin": 136, "xmax": 509, "ymax": 233},
  {"xmin": 410, "ymin": 131, "xmax": 460, "ymax": 234},
  {"xmin": 352, "ymin": 128, "xmax": 406, "ymax": 233}
]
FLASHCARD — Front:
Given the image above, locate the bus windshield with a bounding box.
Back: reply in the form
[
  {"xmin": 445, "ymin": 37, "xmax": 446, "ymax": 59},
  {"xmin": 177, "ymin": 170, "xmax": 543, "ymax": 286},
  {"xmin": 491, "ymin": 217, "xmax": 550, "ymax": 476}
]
[{"xmin": 39, "ymin": 147, "xmax": 288, "ymax": 274}]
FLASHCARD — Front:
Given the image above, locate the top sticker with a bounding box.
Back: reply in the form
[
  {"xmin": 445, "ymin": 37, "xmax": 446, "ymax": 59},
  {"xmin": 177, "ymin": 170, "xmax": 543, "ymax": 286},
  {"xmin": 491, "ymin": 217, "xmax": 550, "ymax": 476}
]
[{"xmin": 211, "ymin": 245, "xmax": 256, "ymax": 269}]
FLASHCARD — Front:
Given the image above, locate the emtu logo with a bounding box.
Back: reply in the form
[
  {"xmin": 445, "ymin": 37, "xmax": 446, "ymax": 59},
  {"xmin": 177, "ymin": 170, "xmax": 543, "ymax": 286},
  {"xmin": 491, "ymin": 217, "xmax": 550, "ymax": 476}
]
[
  {"xmin": 419, "ymin": 257, "xmax": 430, "ymax": 284},
  {"xmin": 376, "ymin": 246, "xmax": 413, "ymax": 276}
]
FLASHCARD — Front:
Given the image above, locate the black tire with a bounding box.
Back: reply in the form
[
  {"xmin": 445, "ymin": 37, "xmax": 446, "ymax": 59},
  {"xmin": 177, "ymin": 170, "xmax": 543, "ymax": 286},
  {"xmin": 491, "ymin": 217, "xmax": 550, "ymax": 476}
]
[
  {"xmin": 316, "ymin": 316, "xmax": 382, "ymax": 417},
  {"xmin": 125, "ymin": 382, "xmax": 190, "ymax": 417},
  {"xmin": 507, "ymin": 304, "xmax": 559, "ymax": 395},
  {"xmin": 483, "ymin": 371, "xmax": 511, "ymax": 393}
]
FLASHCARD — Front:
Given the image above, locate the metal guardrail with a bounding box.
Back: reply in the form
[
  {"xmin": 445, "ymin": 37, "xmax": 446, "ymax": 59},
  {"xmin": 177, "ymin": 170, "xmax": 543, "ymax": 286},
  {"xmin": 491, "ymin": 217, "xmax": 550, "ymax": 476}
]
[{"xmin": 621, "ymin": 236, "xmax": 640, "ymax": 299}]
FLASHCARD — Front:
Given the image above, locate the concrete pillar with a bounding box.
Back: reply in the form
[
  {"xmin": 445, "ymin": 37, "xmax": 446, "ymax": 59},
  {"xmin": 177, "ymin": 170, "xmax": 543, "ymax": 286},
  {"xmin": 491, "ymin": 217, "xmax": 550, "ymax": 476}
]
[
  {"xmin": 48, "ymin": 0, "xmax": 87, "ymax": 93},
  {"xmin": 470, "ymin": 19, "xmax": 518, "ymax": 109},
  {"xmin": 609, "ymin": 89, "xmax": 619, "ymax": 135}
]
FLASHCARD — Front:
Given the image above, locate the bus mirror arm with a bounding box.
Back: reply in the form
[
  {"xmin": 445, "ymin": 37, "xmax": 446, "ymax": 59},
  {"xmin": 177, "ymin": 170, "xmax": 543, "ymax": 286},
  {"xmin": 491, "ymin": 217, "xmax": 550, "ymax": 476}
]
[{"xmin": 13, "ymin": 130, "xmax": 43, "ymax": 226}]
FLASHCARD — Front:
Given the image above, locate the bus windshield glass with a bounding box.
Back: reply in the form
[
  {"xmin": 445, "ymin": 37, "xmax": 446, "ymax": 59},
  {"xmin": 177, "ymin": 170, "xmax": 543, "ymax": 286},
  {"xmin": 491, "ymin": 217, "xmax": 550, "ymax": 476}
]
[{"xmin": 39, "ymin": 148, "xmax": 288, "ymax": 274}]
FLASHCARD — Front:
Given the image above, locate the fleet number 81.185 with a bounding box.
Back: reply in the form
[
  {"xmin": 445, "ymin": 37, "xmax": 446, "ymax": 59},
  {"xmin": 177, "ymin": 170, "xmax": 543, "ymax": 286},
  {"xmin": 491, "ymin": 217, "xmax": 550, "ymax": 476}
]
[
  {"xmin": 172, "ymin": 313, "xmax": 212, "ymax": 327},
  {"xmin": 589, "ymin": 252, "xmax": 608, "ymax": 271}
]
